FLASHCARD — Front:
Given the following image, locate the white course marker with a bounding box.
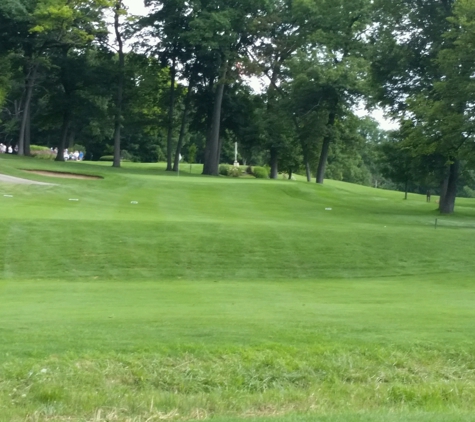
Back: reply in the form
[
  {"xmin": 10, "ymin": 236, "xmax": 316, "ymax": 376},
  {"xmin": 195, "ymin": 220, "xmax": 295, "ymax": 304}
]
[
  {"xmin": 3, "ymin": 195, "xmax": 13, "ymax": 198},
  {"xmin": 131, "ymin": 201, "xmax": 138, "ymax": 204},
  {"xmin": 325, "ymin": 208, "xmax": 332, "ymax": 211},
  {"xmin": 69, "ymin": 199, "xmax": 79, "ymax": 201}
]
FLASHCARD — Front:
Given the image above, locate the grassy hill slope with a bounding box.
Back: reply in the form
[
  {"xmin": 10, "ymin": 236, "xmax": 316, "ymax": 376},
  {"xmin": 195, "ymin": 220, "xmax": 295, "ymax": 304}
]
[{"xmin": 1, "ymin": 155, "xmax": 475, "ymax": 422}]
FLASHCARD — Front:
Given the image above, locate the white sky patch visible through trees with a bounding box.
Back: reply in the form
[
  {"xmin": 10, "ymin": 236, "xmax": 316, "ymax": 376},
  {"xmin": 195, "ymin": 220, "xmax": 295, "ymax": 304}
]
[
  {"xmin": 123, "ymin": 0, "xmax": 148, "ymax": 16},
  {"xmin": 121, "ymin": 0, "xmax": 399, "ymax": 132}
]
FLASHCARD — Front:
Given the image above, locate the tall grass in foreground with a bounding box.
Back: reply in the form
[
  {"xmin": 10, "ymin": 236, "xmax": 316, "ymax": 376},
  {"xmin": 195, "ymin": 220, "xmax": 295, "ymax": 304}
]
[{"xmin": 3, "ymin": 345, "xmax": 475, "ymax": 421}]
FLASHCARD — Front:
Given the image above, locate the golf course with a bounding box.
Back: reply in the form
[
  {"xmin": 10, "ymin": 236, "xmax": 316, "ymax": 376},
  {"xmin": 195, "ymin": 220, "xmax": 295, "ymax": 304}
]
[{"xmin": 1, "ymin": 154, "xmax": 475, "ymax": 422}]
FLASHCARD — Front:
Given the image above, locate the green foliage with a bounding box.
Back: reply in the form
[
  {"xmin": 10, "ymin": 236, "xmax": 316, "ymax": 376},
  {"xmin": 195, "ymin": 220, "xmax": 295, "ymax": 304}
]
[
  {"xmin": 218, "ymin": 164, "xmax": 230, "ymax": 176},
  {"xmin": 218, "ymin": 164, "xmax": 241, "ymax": 177},
  {"xmin": 30, "ymin": 145, "xmax": 56, "ymax": 160},
  {"xmin": 463, "ymin": 186, "xmax": 475, "ymax": 198},
  {"xmin": 252, "ymin": 166, "xmax": 268, "ymax": 178},
  {"xmin": 99, "ymin": 155, "xmax": 114, "ymax": 161},
  {"xmin": 228, "ymin": 165, "xmax": 241, "ymax": 177},
  {"xmin": 31, "ymin": 152, "xmax": 56, "ymax": 160},
  {"xmin": 70, "ymin": 144, "xmax": 86, "ymax": 154},
  {"xmin": 120, "ymin": 149, "xmax": 139, "ymax": 162},
  {"xmin": 30, "ymin": 145, "xmax": 51, "ymax": 152},
  {"xmin": 188, "ymin": 143, "xmax": 197, "ymax": 163}
]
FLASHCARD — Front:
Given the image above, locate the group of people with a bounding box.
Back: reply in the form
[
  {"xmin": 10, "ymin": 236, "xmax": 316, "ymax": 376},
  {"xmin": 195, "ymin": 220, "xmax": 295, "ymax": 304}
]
[
  {"xmin": 62, "ymin": 148, "xmax": 84, "ymax": 161},
  {"xmin": 0, "ymin": 144, "xmax": 84, "ymax": 160},
  {"xmin": 0, "ymin": 143, "xmax": 17, "ymax": 154}
]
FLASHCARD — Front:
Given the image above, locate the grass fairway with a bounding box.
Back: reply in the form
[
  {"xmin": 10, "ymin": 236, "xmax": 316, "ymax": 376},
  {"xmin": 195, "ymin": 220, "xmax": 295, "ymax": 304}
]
[{"xmin": 1, "ymin": 155, "xmax": 475, "ymax": 421}]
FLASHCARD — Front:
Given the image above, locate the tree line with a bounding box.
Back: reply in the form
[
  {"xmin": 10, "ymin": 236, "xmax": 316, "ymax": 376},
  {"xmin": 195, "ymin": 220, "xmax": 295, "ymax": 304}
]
[{"xmin": 1, "ymin": 0, "xmax": 475, "ymax": 213}]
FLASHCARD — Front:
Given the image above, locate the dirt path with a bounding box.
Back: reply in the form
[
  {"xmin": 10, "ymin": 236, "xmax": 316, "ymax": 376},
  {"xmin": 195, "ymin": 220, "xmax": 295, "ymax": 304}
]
[{"xmin": 0, "ymin": 173, "xmax": 56, "ymax": 185}]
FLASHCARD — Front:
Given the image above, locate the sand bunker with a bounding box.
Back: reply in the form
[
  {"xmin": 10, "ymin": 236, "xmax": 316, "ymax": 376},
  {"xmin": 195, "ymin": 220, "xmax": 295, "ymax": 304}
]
[{"xmin": 25, "ymin": 170, "xmax": 103, "ymax": 180}]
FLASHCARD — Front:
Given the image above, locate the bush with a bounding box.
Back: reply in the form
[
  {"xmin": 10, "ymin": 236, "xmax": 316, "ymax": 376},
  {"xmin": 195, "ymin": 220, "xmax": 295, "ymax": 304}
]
[
  {"xmin": 245, "ymin": 166, "xmax": 254, "ymax": 175},
  {"xmin": 252, "ymin": 166, "xmax": 268, "ymax": 179},
  {"xmin": 121, "ymin": 149, "xmax": 139, "ymax": 162},
  {"xmin": 218, "ymin": 164, "xmax": 242, "ymax": 177},
  {"xmin": 99, "ymin": 155, "xmax": 114, "ymax": 162},
  {"xmin": 463, "ymin": 186, "xmax": 475, "ymax": 198},
  {"xmin": 30, "ymin": 145, "xmax": 51, "ymax": 152},
  {"xmin": 228, "ymin": 166, "xmax": 241, "ymax": 177},
  {"xmin": 219, "ymin": 164, "xmax": 230, "ymax": 176},
  {"xmin": 32, "ymin": 151, "xmax": 56, "ymax": 160},
  {"xmin": 30, "ymin": 145, "xmax": 56, "ymax": 160},
  {"xmin": 70, "ymin": 144, "xmax": 86, "ymax": 154}
]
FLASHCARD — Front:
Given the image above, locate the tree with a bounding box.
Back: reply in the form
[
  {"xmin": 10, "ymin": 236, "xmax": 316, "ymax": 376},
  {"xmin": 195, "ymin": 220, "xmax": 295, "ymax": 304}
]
[
  {"xmin": 112, "ymin": 0, "xmax": 126, "ymax": 168},
  {"xmin": 26, "ymin": 0, "xmax": 109, "ymax": 161},
  {"xmin": 0, "ymin": 0, "xmax": 44, "ymax": 156},
  {"xmin": 379, "ymin": 132, "xmax": 415, "ymax": 200},
  {"xmin": 369, "ymin": 0, "xmax": 468, "ymax": 213},
  {"xmin": 142, "ymin": 0, "xmax": 195, "ymax": 171},
  {"xmin": 195, "ymin": 0, "xmax": 267, "ymax": 175}
]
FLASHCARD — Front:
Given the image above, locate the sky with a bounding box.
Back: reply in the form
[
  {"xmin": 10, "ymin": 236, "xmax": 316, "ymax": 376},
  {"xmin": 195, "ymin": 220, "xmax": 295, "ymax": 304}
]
[
  {"xmin": 121, "ymin": 0, "xmax": 399, "ymax": 131},
  {"xmin": 123, "ymin": 0, "xmax": 148, "ymax": 16}
]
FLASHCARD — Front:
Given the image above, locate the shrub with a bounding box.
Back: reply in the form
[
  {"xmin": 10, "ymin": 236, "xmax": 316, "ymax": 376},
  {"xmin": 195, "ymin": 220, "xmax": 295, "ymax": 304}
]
[
  {"xmin": 121, "ymin": 149, "xmax": 137, "ymax": 162},
  {"xmin": 463, "ymin": 186, "xmax": 475, "ymax": 198},
  {"xmin": 252, "ymin": 166, "xmax": 268, "ymax": 179},
  {"xmin": 32, "ymin": 151, "xmax": 56, "ymax": 160},
  {"xmin": 228, "ymin": 166, "xmax": 241, "ymax": 177},
  {"xmin": 245, "ymin": 165, "xmax": 254, "ymax": 175},
  {"xmin": 99, "ymin": 155, "xmax": 114, "ymax": 162},
  {"xmin": 30, "ymin": 145, "xmax": 56, "ymax": 160},
  {"xmin": 30, "ymin": 145, "xmax": 51, "ymax": 152},
  {"xmin": 219, "ymin": 164, "xmax": 230, "ymax": 176},
  {"xmin": 30, "ymin": 151, "xmax": 56, "ymax": 160},
  {"xmin": 70, "ymin": 144, "xmax": 86, "ymax": 154}
]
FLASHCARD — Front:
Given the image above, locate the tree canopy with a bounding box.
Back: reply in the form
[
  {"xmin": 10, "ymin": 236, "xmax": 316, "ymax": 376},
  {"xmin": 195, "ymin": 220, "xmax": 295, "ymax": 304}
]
[{"xmin": 2, "ymin": 0, "xmax": 475, "ymax": 212}]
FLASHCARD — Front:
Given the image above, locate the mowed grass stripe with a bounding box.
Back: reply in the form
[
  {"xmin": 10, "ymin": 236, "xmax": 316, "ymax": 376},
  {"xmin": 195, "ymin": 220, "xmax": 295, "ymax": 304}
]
[
  {"xmin": 1, "ymin": 219, "xmax": 475, "ymax": 281},
  {"xmin": 2, "ymin": 278, "xmax": 475, "ymax": 354}
]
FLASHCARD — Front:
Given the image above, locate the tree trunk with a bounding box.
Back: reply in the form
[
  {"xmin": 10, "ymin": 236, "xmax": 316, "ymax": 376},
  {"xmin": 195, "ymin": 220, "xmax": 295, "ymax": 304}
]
[
  {"xmin": 55, "ymin": 108, "xmax": 71, "ymax": 162},
  {"xmin": 316, "ymin": 138, "xmax": 330, "ymax": 184},
  {"xmin": 68, "ymin": 130, "xmax": 75, "ymax": 149},
  {"xmin": 270, "ymin": 147, "xmax": 278, "ymax": 179},
  {"xmin": 202, "ymin": 126, "xmax": 212, "ymax": 173},
  {"xmin": 439, "ymin": 160, "xmax": 459, "ymax": 214},
  {"xmin": 173, "ymin": 77, "xmax": 194, "ymax": 172},
  {"xmin": 305, "ymin": 161, "xmax": 311, "ymax": 182},
  {"xmin": 439, "ymin": 173, "xmax": 449, "ymax": 209},
  {"xmin": 18, "ymin": 64, "xmax": 37, "ymax": 156},
  {"xmin": 267, "ymin": 69, "xmax": 280, "ymax": 180},
  {"xmin": 316, "ymin": 111, "xmax": 336, "ymax": 184},
  {"xmin": 201, "ymin": 80, "xmax": 214, "ymax": 170},
  {"xmin": 300, "ymin": 143, "xmax": 310, "ymax": 182},
  {"xmin": 113, "ymin": 0, "xmax": 125, "ymax": 169},
  {"xmin": 166, "ymin": 57, "xmax": 177, "ymax": 171},
  {"xmin": 217, "ymin": 135, "xmax": 224, "ymax": 167},
  {"xmin": 404, "ymin": 179, "xmax": 408, "ymax": 200},
  {"xmin": 202, "ymin": 61, "xmax": 228, "ymax": 176},
  {"xmin": 24, "ymin": 107, "xmax": 31, "ymax": 156}
]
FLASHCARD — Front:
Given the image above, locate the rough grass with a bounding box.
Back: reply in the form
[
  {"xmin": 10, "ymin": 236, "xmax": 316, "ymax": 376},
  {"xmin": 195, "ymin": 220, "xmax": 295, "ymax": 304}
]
[{"xmin": 1, "ymin": 155, "xmax": 475, "ymax": 421}]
